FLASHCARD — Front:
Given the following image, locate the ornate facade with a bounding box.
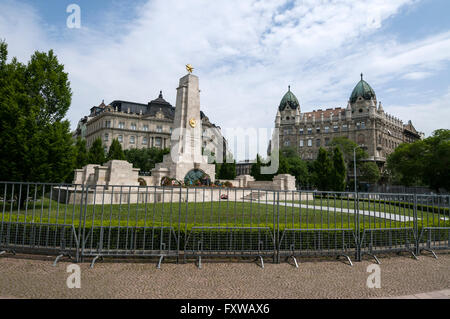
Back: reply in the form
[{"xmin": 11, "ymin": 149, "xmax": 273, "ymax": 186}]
[
  {"xmin": 73, "ymin": 91, "xmax": 229, "ymax": 162},
  {"xmin": 275, "ymin": 75, "xmax": 422, "ymax": 166}
]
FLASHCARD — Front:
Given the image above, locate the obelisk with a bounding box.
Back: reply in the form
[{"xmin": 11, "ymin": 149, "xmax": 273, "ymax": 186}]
[
  {"xmin": 171, "ymin": 73, "xmax": 203, "ymax": 163},
  {"xmin": 151, "ymin": 68, "xmax": 215, "ymax": 184}
]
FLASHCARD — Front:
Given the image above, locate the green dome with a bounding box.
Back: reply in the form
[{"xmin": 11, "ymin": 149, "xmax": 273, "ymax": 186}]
[
  {"xmin": 279, "ymin": 86, "xmax": 300, "ymax": 111},
  {"xmin": 349, "ymin": 74, "xmax": 376, "ymax": 103}
]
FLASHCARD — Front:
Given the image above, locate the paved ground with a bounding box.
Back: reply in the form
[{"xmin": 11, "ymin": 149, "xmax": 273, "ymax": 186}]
[
  {"xmin": 0, "ymin": 253, "xmax": 449, "ymax": 299},
  {"xmin": 385, "ymin": 289, "xmax": 450, "ymax": 299}
]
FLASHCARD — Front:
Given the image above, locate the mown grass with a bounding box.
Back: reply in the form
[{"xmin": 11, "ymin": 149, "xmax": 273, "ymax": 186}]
[
  {"xmin": 2, "ymin": 197, "xmax": 448, "ymax": 232},
  {"xmin": 286, "ymin": 197, "xmax": 448, "ymax": 223}
]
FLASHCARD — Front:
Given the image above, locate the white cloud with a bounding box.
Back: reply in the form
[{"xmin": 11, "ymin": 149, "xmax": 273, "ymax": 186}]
[
  {"xmin": 1, "ymin": 0, "xmax": 449, "ymax": 159},
  {"xmin": 389, "ymin": 87, "xmax": 450, "ymax": 137},
  {"xmin": 402, "ymin": 71, "xmax": 433, "ymax": 80}
]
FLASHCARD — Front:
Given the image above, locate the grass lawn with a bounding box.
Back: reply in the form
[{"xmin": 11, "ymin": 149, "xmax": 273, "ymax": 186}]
[
  {"xmin": 285, "ymin": 197, "xmax": 448, "ymax": 224},
  {"xmin": 2, "ymin": 196, "xmax": 447, "ymax": 231}
]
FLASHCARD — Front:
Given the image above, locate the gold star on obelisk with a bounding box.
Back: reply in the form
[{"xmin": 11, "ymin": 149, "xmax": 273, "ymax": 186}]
[{"xmin": 186, "ymin": 64, "xmax": 194, "ymax": 73}]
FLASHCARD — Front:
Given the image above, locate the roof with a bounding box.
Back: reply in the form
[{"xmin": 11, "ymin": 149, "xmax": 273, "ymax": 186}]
[
  {"xmin": 349, "ymin": 74, "xmax": 376, "ymax": 103},
  {"xmin": 279, "ymin": 86, "xmax": 300, "ymax": 111},
  {"xmin": 302, "ymin": 107, "xmax": 345, "ymax": 120},
  {"xmin": 109, "ymin": 91, "xmax": 175, "ymax": 119},
  {"xmin": 404, "ymin": 120, "xmax": 418, "ymax": 134}
]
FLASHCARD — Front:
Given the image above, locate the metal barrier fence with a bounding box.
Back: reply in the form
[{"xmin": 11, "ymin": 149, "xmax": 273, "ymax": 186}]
[{"xmin": 0, "ymin": 182, "xmax": 449, "ymax": 268}]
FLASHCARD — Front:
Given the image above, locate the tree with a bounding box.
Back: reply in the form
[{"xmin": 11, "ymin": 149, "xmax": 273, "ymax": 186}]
[
  {"xmin": 106, "ymin": 138, "xmax": 125, "ymax": 161},
  {"xmin": 124, "ymin": 147, "xmax": 170, "ymax": 173},
  {"xmin": 386, "ymin": 142, "xmax": 425, "ymax": 186},
  {"xmin": 88, "ymin": 138, "xmax": 105, "ymax": 165},
  {"xmin": 75, "ymin": 138, "xmax": 88, "ymax": 169},
  {"xmin": 421, "ymin": 129, "xmax": 450, "ymax": 192},
  {"xmin": 331, "ymin": 147, "xmax": 346, "ymax": 191},
  {"xmin": 250, "ymin": 154, "xmax": 263, "ymax": 181},
  {"xmin": 359, "ymin": 162, "xmax": 381, "ymax": 184},
  {"xmin": 330, "ymin": 136, "xmax": 368, "ymax": 171},
  {"xmin": 0, "ymin": 40, "xmax": 75, "ymax": 184},
  {"xmin": 280, "ymin": 147, "xmax": 310, "ymax": 187},
  {"xmin": 313, "ymin": 147, "xmax": 333, "ymax": 191},
  {"xmin": 250, "ymin": 154, "xmax": 274, "ymax": 181},
  {"xmin": 218, "ymin": 159, "xmax": 236, "ymax": 180},
  {"xmin": 387, "ymin": 129, "xmax": 450, "ymax": 192}
]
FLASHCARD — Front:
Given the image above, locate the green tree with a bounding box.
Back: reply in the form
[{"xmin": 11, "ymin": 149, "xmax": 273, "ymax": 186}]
[
  {"xmin": 313, "ymin": 147, "xmax": 333, "ymax": 191},
  {"xmin": 387, "ymin": 129, "xmax": 450, "ymax": 191},
  {"xmin": 421, "ymin": 129, "xmax": 450, "ymax": 192},
  {"xmin": 331, "ymin": 147, "xmax": 346, "ymax": 191},
  {"xmin": 330, "ymin": 136, "xmax": 368, "ymax": 171},
  {"xmin": 386, "ymin": 142, "xmax": 425, "ymax": 186},
  {"xmin": 106, "ymin": 138, "xmax": 125, "ymax": 161},
  {"xmin": 0, "ymin": 40, "xmax": 75, "ymax": 184},
  {"xmin": 250, "ymin": 154, "xmax": 273, "ymax": 181},
  {"xmin": 88, "ymin": 138, "xmax": 105, "ymax": 165},
  {"xmin": 250, "ymin": 154, "xmax": 263, "ymax": 181},
  {"xmin": 359, "ymin": 162, "xmax": 381, "ymax": 184},
  {"xmin": 75, "ymin": 138, "xmax": 88, "ymax": 169},
  {"xmin": 280, "ymin": 147, "xmax": 310, "ymax": 187},
  {"xmin": 218, "ymin": 158, "xmax": 236, "ymax": 180},
  {"xmin": 124, "ymin": 147, "xmax": 170, "ymax": 173}
]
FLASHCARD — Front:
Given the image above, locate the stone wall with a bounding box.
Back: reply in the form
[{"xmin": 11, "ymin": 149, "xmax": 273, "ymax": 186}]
[{"xmin": 53, "ymin": 186, "xmax": 312, "ymax": 205}]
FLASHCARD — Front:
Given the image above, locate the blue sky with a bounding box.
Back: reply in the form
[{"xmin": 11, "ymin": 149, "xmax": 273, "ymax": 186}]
[{"xmin": 1, "ymin": 0, "xmax": 449, "ymax": 159}]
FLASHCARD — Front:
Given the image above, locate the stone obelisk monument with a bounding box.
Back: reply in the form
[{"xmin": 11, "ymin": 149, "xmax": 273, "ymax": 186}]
[{"xmin": 151, "ymin": 67, "xmax": 215, "ymax": 184}]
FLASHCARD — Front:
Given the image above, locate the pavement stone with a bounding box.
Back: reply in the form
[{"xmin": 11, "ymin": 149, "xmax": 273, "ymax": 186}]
[{"xmin": 0, "ymin": 253, "xmax": 449, "ymax": 299}]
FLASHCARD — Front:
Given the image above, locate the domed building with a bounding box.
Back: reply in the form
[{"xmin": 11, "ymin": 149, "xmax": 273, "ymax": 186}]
[{"xmin": 274, "ymin": 74, "xmax": 422, "ymax": 168}]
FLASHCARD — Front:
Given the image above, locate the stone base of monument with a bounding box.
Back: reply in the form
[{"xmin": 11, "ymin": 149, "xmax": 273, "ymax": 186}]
[
  {"xmin": 151, "ymin": 153, "xmax": 216, "ymax": 186},
  {"xmin": 73, "ymin": 160, "xmax": 140, "ymax": 187},
  {"xmin": 52, "ymin": 184, "xmax": 312, "ymax": 205}
]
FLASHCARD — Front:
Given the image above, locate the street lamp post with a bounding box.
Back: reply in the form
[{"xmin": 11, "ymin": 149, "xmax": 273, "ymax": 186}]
[
  {"xmin": 353, "ymin": 144, "xmax": 364, "ymax": 262},
  {"xmin": 353, "ymin": 144, "xmax": 364, "ymax": 192}
]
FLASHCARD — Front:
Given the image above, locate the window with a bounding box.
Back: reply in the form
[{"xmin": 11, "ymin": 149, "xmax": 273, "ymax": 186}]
[
  {"xmin": 300, "ymin": 140, "xmax": 304, "ymax": 147},
  {"xmin": 356, "ymin": 122, "xmax": 360, "ymax": 129},
  {"xmin": 284, "ymin": 140, "xmax": 290, "ymax": 147},
  {"xmin": 316, "ymin": 139, "xmax": 321, "ymax": 147},
  {"xmin": 307, "ymin": 128, "xmax": 312, "ymax": 135},
  {"xmin": 155, "ymin": 137, "xmax": 162, "ymax": 147},
  {"xmin": 131, "ymin": 123, "xmax": 136, "ymax": 130},
  {"xmin": 118, "ymin": 135, "xmax": 123, "ymax": 143},
  {"xmin": 342, "ymin": 124, "xmax": 348, "ymax": 131},
  {"xmin": 316, "ymin": 127, "xmax": 321, "ymax": 133},
  {"xmin": 333, "ymin": 126, "xmax": 339, "ymax": 132},
  {"xmin": 143, "ymin": 125, "xmax": 149, "ymax": 131},
  {"xmin": 299, "ymin": 128, "xmax": 304, "ymax": 135},
  {"xmin": 105, "ymin": 120, "xmax": 111, "ymax": 128},
  {"xmin": 169, "ymin": 127, "xmax": 173, "ymax": 133},
  {"xmin": 130, "ymin": 136, "xmax": 135, "ymax": 144},
  {"xmin": 156, "ymin": 126, "xmax": 163, "ymax": 133},
  {"xmin": 104, "ymin": 133, "xmax": 109, "ymax": 142},
  {"xmin": 325, "ymin": 138, "xmax": 330, "ymax": 146},
  {"xmin": 142, "ymin": 137, "xmax": 148, "ymax": 145},
  {"xmin": 307, "ymin": 139, "xmax": 312, "ymax": 147},
  {"xmin": 361, "ymin": 122, "xmax": 365, "ymax": 129},
  {"xmin": 104, "ymin": 147, "xmax": 108, "ymax": 153},
  {"xmin": 118, "ymin": 122, "xmax": 125, "ymax": 129},
  {"xmin": 324, "ymin": 126, "xmax": 329, "ymax": 133}
]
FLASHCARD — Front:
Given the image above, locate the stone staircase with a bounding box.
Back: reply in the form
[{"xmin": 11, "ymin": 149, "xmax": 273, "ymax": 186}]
[{"xmin": 242, "ymin": 192, "xmax": 266, "ymax": 201}]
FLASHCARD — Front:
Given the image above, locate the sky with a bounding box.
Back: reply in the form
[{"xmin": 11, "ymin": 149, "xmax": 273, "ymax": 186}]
[{"xmin": 0, "ymin": 0, "xmax": 449, "ymax": 160}]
